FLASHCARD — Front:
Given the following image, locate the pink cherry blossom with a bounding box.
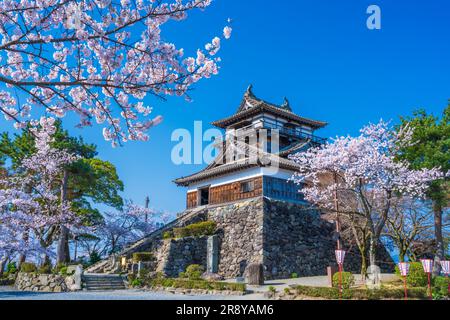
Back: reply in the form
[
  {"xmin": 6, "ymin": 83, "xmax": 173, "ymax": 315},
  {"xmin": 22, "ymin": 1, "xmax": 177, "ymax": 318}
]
[
  {"xmin": 0, "ymin": 0, "xmax": 232, "ymax": 146},
  {"xmin": 0, "ymin": 124, "xmax": 83, "ymax": 257},
  {"xmin": 223, "ymin": 26, "xmax": 232, "ymax": 39}
]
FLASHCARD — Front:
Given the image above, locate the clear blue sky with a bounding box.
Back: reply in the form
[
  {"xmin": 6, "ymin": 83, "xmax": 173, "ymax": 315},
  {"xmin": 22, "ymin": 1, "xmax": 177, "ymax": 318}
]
[{"xmin": 1, "ymin": 0, "xmax": 449, "ymax": 214}]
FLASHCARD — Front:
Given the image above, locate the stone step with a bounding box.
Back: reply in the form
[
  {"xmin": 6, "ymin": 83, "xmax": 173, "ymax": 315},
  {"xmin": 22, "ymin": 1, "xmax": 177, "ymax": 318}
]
[
  {"xmin": 85, "ymin": 206, "xmax": 206, "ymax": 273},
  {"xmin": 84, "ymin": 280, "xmax": 124, "ymax": 284},
  {"xmin": 85, "ymin": 286, "xmax": 126, "ymax": 291},
  {"xmin": 85, "ymin": 284, "xmax": 125, "ymax": 288},
  {"xmin": 83, "ymin": 274, "xmax": 126, "ymax": 291}
]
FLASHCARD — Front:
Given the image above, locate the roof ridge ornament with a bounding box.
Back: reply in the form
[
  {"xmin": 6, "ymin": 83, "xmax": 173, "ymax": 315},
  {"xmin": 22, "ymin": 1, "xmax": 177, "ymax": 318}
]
[
  {"xmin": 281, "ymin": 97, "xmax": 292, "ymax": 111},
  {"xmin": 245, "ymin": 84, "xmax": 254, "ymax": 97}
]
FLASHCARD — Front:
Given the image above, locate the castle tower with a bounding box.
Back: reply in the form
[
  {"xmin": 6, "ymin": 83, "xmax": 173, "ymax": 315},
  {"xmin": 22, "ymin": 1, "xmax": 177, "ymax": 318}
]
[
  {"xmin": 88, "ymin": 87, "xmax": 393, "ymax": 278},
  {"xmin": 172, "ymin": 87, "xmax": 360, "ymax": 279},
  {"xmin": 174, "ymin": 85, "xmax": 327, "ymax": 209}
]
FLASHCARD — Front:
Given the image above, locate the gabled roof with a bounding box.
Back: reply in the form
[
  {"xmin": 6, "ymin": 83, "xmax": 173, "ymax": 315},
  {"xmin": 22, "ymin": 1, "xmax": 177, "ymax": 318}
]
[
  {"xmin": 173, "ymin": 138, "xmax": 307, "ymax": 187},
  {"xmin": 211, "ymin": 85, "xmax": 327, "ymax": 129}
]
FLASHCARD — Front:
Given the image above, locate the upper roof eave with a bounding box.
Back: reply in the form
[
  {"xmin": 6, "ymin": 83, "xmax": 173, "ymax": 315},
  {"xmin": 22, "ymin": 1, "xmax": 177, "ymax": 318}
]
[{"xmin": 211, "ymin": 103, "xmax": 327, "ymax": 129}]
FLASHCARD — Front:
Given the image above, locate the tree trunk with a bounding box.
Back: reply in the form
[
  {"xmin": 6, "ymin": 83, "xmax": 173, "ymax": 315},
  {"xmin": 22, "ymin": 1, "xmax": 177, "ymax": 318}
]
[
  {"xmin": 360, "ymin": 250, "xmax": 368, "ymax": 280},
  {"xmin": 74, "ymin": 239, "xmax": 78, "ymax": 262},
  {"xmin": 369, "ymin": 235, "xmax": 377, "ymax": 267},
  {"xmin": 432, "ymin": 200, "xmax": 444, "ymax": 275},
  {"xmin": 0, "ymin": 256, "xmax": 7, "ymax": 277},
  {"xmin": 57, "ymin": 170, "xmax": 70, "ymax": 264},
  {"xmin": 18, "ymin": 254, "xmax": 26, "ymax": 268},
  {"xmin": 398, "ymin": 243, "xmax": 407, "ymax": 263}
]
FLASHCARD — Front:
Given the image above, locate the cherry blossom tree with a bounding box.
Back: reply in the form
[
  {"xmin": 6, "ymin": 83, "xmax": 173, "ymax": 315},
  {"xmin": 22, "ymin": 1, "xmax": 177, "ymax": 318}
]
[
  {"xmin": 0, "ymin": 0, "xmax": 232, "ymax": 146},
  {"xmin": 0, "ymin": 117, "xmax": 83, "ymax": 264},
  {"xmin": 90, "ymin": 200, "xmax": 169, "ymax": 256},
  {"xmin": 290, "ymin": 120, "xmax": 443, "ymax": 271}
]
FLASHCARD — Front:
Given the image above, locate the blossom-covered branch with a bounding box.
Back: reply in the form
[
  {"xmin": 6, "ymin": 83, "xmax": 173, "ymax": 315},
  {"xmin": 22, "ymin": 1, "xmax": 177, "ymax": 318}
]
[{"xmin": 0, "ymin": 0, "xmax": 232, "ymax": 146}]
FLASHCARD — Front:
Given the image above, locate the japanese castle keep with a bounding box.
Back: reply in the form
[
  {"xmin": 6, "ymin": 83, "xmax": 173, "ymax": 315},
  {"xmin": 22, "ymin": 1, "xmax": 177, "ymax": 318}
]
[{"xmin": 87, "ymin": 86, "xmax": 393, "ymax": 279}]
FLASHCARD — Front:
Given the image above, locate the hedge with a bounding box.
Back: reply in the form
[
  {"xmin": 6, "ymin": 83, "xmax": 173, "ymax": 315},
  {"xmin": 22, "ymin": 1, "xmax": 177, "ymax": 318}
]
[
  {"xmin": 180, "ymin": 264, "xmax": 204, "ymax": 280},
  {"xmin": 172, "ymin": 221, "xmax": 216, "ymax": 239},
  {"xmin": 394, "ymin": 262, "xmax": 428, "ymax": 287},
  {"xmin": 332, "ymin": 272, "xmax": 355, "ymax": 289},
  {"xmin": 132, "ymin": 252, "xmax": 155, "ymax": 263},
  {"xmin": 295, "ymin": 285, "xmax": 428, "ymax": 300},
  {"xmin": 433, "ymin": 276, "xmax": 450, "ymax": 297},
  {"xmin": 149, "ymin": 278, "xmax": 246, "ymax": 292}
]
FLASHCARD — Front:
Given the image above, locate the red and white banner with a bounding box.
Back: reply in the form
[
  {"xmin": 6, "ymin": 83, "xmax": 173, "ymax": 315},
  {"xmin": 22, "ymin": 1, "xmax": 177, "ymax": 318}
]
[
  {"xmin": 421, "ymin": 259, "xmax": 434, "ymax": 273},
  {"xmin": 335, "ymin": 249, "xmax": 346, "ymax": 265},
  {"xmin": 398, "ymin": 262, "xmax": 410, "ymax": 277},
  {"xmin": 440, "ymin": 260, "xmax": 450, "ymax": 275}
]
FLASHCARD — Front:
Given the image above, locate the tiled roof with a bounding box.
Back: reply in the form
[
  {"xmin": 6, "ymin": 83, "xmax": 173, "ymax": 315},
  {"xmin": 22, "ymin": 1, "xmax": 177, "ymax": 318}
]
[
  {"xmin": 174, "ymin": 138, "xmax": 304, "ymax": 187},
  {"xmin": 211, "ymin": 85, "xmax": 327, "ymax": 129},
  {"xmin": 173, "ymin": 157, "xmax": 301, "ymax": 187}
]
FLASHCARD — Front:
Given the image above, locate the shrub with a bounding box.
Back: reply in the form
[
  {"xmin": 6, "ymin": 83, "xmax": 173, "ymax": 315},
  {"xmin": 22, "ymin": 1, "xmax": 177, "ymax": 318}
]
[
  {"xmin": 433, "ymin": 276, "xmax": 449, "ymax": 297},
  {"xmin": 296, "ymin": 286, "xmax": 341, "ymax": 299},
  {"xmin": 185, "ymin": 264, "xmax": 204, "ymax": 280},
  {"xmin": 284, "ymin": 288, "xmax": 291, "ymax": 294},
  {"xmin": 395, "ymin": 262, "xmax": 427, "ymax": 287},
  {"xmin": 128, "ymin": 273, "xmax": 136, "ymax": 282},
  {"xmin": 59, "ymin": 266, "xmax": 68, "ymax": 275},
  {"xmin": 132, "ymin": 252, "xmax": 155, "ymax": 263},
  {"xmin": 173, "ymin": 221, "xmax": 216, "ymax": 239},
  {"xmin": 179, "ymin": 272, "xmax": 186, "ymax": 279},
  {"xmin": 6, "ymin": 262, "xmax": 17, "ymax": 274},
  {"xmin": 163, "ymin": 231, "xmax": 173, "ymax": 240},
  {"xmin": 52, "ymin": 263, "xmax": 67, "ymax": 275},
  {"xmin": 38, "ymin": 264, "xmax": 52, "ymax": 274},
  {"xmin": 295, "ymin": 285, "xmax": 428, "ymax": 300},
  {"xmin": 20, "ymin": 262, "xmax": 37, "ymax": 273},
  {"xmin": 131, "ymin": 278, "xmax": 143, "ymax": 287},
  {"xmin": 268, "ymin": 286, "xmax": 276, "ymax": 293},
  {"xmin": 332, "ymin": 271, "xmax": 355, "ymax": 289},
  {"xmin": 291, "ymin": 272, "xmax": 298, "ymax": 279},
  {"xmin": 138, "ymin": 268, "xmax": 152, "ymax": 281}
]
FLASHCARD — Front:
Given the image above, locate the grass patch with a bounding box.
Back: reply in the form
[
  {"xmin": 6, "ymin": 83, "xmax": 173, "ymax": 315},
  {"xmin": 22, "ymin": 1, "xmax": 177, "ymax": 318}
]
[
  {"xmin": 171, "ymin": 221, "xmax": 216, "ymax": 239},
  {"xmin": 148, "ymin": 278, "xmax": 246, "ymax": 292}
]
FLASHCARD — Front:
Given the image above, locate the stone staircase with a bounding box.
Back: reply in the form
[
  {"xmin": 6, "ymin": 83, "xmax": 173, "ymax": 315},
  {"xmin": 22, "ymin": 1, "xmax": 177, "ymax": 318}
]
[
  {"xmin": 83, "ymin": 274, "xmax": 126, "ymax": 291},
  {"xmin": 85, "ymin": 206, "xmax": 208, "ymax": 274}
]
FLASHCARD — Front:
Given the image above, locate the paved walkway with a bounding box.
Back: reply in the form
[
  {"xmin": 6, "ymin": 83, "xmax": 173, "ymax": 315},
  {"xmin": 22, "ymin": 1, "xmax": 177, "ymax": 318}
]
[
  {"xmin": 0, "ymin": 274, "xmax": 398, "ymax": 300},
  {"xmin": 0, "ymin": 286, "xmax": 265, "ymax": 300}
]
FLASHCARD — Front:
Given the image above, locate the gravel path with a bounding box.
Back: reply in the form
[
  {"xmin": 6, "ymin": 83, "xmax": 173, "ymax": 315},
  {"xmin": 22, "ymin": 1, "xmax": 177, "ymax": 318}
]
[
  {"xmin": 0, "ymin": 274, "xmax": 397, "ymax": 300},
  {"xmin": 0, "ymin": 286, "xmax": 264, "ymax": 300}
]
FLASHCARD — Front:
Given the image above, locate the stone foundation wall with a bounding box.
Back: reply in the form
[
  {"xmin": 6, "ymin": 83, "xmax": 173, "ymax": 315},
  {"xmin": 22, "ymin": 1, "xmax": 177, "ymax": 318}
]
[
  {"xmin": 124, "ymin": 197, "xmax": 394, "ymax": 280},
  {"xmin": 155, "ymin": 237, "xmax": 208, "ymax": 277},
  {"xmin": 15, "ymin": 272, "xmax": 80, "ymax": 292},
  {"xmin": 262, "ymin": 198, "xmax": 362, "ymax": 279},
  {"xmin": 206, "ymin": 197, "xmax": 393, "ymax": 280},
  {"xmin": 207, "ymin": 198, "xmax": 264, "ymax": 278}
]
